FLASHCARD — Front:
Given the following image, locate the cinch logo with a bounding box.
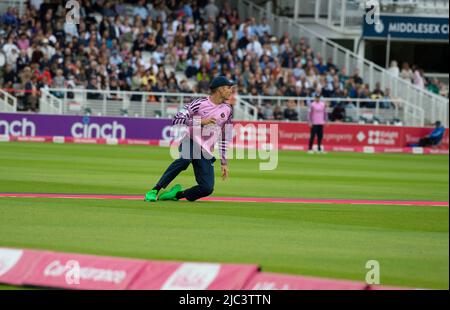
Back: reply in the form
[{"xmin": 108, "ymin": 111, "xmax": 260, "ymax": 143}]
[
  {"xmin": 71, "ymin": 121, "xmax": 126, "ymax": 139},
  {"xmin": 0, "ymin": 118, "xmax": 36, "ymax": 136}
]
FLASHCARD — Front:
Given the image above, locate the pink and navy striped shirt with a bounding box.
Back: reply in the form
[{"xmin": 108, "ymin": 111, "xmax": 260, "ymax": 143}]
[{"xmin": 173, "ymin": 97, "xmax": 233, "ymax": 166}]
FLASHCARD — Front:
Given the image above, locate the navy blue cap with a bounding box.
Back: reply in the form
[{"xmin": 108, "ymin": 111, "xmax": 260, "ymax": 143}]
[{"xmin": 210, "ymin": 76, "xmax": 235, "ymax": 90}]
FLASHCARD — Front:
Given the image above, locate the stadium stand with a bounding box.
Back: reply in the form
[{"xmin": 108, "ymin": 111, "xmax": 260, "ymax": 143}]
[{"xmin": 0, "ymin": 0, "xmax": 446, "ymax": 126}]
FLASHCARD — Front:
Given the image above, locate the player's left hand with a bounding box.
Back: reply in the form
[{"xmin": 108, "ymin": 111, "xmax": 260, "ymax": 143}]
[{"xmin": 221, "ymin": 165, "xmax": 229, "ymax": 180}]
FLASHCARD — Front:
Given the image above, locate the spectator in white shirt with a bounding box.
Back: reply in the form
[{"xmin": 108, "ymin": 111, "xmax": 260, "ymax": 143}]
[
  {"xmin": 64, "ymin": 21, "xmax": 79, "ymax": 40},
  {"xmin": 413, "ymin": 68, "xmax": 425, "ymax": 89},
  {"xmin": 152, "ymin": 45, "xmax": 165, "ymax": 65},
  {"xmin": 30, "ymin": 0, "xmax": 43, "ymax": 10},
  {"xmin": 257, "ymin": 18, "xmax": 272, "ymax": 37},
  {"xmin": 40, "ymin": 38, "xmax": 55, "ymax": 59},
  {"xmin": 133, "ymin": 0, "xmax": 149, "ymax": 20},
  {"xmin": 2, "ymin": 36, "xmax": 19, "ymax": 57},
  {"xmin": 400, "ymin": 62, "xmax": 414, "ymax": 82},
  {"xmin": 246, "ymin": 36, "xmax": 263, "ymax": 59},
  {"xmin": 388, "ymin": 60, "xmax": 399, "ymax": 78},
  {"xmin": 202, "ymin": 34, "xmax": 214, "ymax": 53}
]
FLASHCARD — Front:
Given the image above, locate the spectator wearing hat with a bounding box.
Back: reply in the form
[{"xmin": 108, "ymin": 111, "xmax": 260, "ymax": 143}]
[{"xmin": 416, "ymin": 121, "xmax": 446, "ymax": 147}]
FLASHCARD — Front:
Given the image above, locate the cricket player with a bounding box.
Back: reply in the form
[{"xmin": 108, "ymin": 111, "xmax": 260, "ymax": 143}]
[
  {"xmin": 308, "ymin": 94, "xmax": 328, "ymax": 153},
  {"xmin": 144, "ymin": 76, "xmax": 236, "ymax": 202}
]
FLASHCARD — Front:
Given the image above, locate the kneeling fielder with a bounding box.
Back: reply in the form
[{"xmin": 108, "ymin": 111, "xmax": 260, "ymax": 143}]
[{"xmin": 145, "ymin": 76, "xmax": 235, "ymax": 202}]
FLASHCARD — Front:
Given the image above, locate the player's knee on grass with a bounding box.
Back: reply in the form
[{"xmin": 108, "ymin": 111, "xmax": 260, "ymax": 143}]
[
  {"xmin": 186, "ymin": 186, "xmax": 214, "ymax": 202},
  {"xmin": 200, "ymin": 185, "xmax": 214, "ymax": 197}
]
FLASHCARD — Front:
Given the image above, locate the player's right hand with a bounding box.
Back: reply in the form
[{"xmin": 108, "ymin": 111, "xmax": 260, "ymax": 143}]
[{"xmin": 201, "ymin": 118, "xmax": 216, "ymax": 126}]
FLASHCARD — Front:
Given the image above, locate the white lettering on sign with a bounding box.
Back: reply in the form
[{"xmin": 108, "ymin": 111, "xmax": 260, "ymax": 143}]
[
  {"xmin": 71, "ymin": 121, "xmax": 126, "ymax": 139},
  {"xmin": 0, "ymin": 118, "xmax": 36, "ymax": 136}
]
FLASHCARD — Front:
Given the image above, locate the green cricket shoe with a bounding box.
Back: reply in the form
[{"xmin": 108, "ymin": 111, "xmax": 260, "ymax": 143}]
[
  {"xmin": 144, "ymin": 189, "xmax": 158, "ymax": 202},
  {"xmin": 158, "ymin": 184, "xmax": 183, "ymax": 201}
]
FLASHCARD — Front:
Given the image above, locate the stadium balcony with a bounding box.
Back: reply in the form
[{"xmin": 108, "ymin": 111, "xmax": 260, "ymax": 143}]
[{"xmin": 379, "ymin": 0, "xmax": 449, "ymax": 15}]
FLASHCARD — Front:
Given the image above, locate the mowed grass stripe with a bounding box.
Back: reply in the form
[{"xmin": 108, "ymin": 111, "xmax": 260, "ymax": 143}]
[
  {"xmin": 0, "ymin": 198, "xmax": 447, "ymax": 289},
  {"xmin": 0, "ymin": 142, "xmax": 448, "ymax": 200}
]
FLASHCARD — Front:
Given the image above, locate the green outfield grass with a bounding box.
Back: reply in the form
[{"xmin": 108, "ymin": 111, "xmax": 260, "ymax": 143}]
[{"xmin": 0, "ymin": 142, "xmax": 448, "ymax": 289}]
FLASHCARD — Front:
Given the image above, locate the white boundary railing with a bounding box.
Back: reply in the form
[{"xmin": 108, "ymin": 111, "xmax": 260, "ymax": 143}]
[
  {"xmin": 240, "ymin": 95, "xmax": 424, "ymax": 126},
  {"xmin": 39, "ymin": 88, "xmax": 424, "ymax": 126},
  {"xmin": 0, "ymin": 89, "xmax": 17, "ymax": 113},
  {"xmin": 238, "ymin": 0, "xmax": 448, "ymax": 127},
  {"xmin": 40, "ymin": 88, "xmax": 257, "ymax": 121}
]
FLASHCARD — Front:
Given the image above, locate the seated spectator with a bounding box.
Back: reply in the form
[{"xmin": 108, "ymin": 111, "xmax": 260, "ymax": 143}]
[
  {"xmin": 257, "ymin": 17, "xmax": 272, "ymax": 37},
  {"xmin": 197, "ymin": 74, "xmax": 210, "ymax": 93},
  {"xmin": 52, "ymin": 69, "xmax": 65, "ymax": 98},
  {"xmin": 1, "ymin": 64, "xmax": 16, "ymax": 89},
  {"xmin": 409, "ymin": 121, "xmax": 446, "ymax": 147},
  {"xmin": 197, "ymin": 66, "xmax": 211, "ymax": 84},
  {"xmin": 262, "ymin": 102, "xmax": 274, "ymax": 120},
  {"xmin": 273, "ymin": 105, "xmax": 283, "ymax": 121},
  {"xmin": 204, "ymin": 0, "xmax": 220, "ymax": 22},
  {"xmin": 330, "ymin": 102, "xmax": 346, "ymax": 122},
  {"xmin": 345, "ymin": 101, "xmax": 357, "ymax": 121},
  {"xmin": 427, "ymin": 78, "xmax": 441, "ymax": 95},
  {"xmin": 107, "ymin": 79, "xmax": 121, "ymax": 100},
  {"xmin": 179, "ymin": 80, "xmax": 192, "ymax": 93},
  {"xmin": 87, "ymin": 77, "xmax": 101, "ymax": 100},
  {"xmin": 246, "ymin": 35, "xmax": 263, "ymax": 59},
  {"xmin": 326, "ymin": 57, "xmax": 337, "ymax": 73},
  {"xmin": 133, "ymin": 0, "xmax": 149, "ymax": 20},
  {"xmin": 380, "ymin": 88, "xmax": 395, "ymax": 109},
  {"xmin": 352, "ymin": 68, "xmax": 363, "ymax": 85},
  {"xmin": 315, "ymin": 55, "xmax": 327, "ymax": 75},
  {"xmin": 371, "ymin": 82, "xmax": 384, "ymax": 98},
  {"xmin": 284, "ymin": 100, "xmax": 299, "ymax": 121},
  {"xmin": 256, "ymin": 107, "xmax": 265, "ymax": 120},
  {"xmin": 2, "ymin": 7, "xmax": 19, "ymax": 27},
  {"xmin": 339, "ymin": 67, "xmax": 349, "ymax": 85}
]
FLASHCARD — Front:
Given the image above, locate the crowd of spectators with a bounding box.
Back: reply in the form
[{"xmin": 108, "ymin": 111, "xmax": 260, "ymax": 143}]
[
  {"xmin": 0, "ymin": 0, "xmax": 446, "ymax": 122},
  {"xmin": 388, "ymin": 60, "xmax": 448, "ymax": 97}
]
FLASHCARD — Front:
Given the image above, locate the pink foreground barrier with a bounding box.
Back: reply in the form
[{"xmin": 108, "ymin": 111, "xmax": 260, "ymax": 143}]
[
  {"xmin": 24, "ymin": 252, "xmax": 148, "ymax": 290},
  {"xmin": 128, "ymin": 261, "xmax": 259, "ymax": 290},
  {"xmin": 0, "ymin": 248, "xmax": 46, "ymax": 285},
  {"xmin": 0, "ymin": 247, "xmax": 410, "ymax": 290},
  {"xmin": 0, "ymin": 247, "xmax": 259, "ymax": 290},
  {"xmin": 244, "ymin": 272, "xmax": 410, "ymax": 290},
  {"xmin": 243, "ymin": 272, "xmax": 369, "ymax": 290}
]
